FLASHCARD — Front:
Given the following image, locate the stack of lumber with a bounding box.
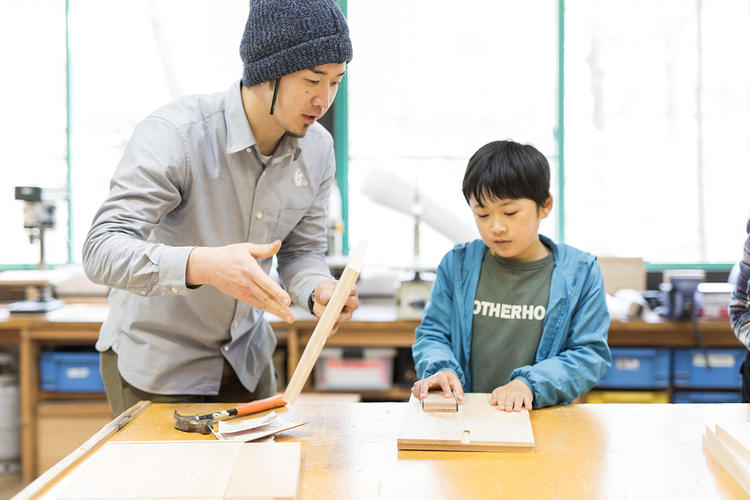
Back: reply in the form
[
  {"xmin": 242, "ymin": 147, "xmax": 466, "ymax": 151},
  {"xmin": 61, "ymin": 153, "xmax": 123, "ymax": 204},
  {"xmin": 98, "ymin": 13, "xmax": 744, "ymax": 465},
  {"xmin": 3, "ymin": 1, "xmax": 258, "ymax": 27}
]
[{"xmin": 703, "ymin": 422, "xmax": 750, "ymax": 495}]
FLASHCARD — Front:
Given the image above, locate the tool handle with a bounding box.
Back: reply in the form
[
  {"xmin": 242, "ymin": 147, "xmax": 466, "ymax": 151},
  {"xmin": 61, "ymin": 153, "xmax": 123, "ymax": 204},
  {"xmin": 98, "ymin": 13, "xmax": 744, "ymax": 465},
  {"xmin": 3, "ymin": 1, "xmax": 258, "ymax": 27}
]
[{"xmin": 234, "ymin": 393, "xmax": 287, "ymax": 416}]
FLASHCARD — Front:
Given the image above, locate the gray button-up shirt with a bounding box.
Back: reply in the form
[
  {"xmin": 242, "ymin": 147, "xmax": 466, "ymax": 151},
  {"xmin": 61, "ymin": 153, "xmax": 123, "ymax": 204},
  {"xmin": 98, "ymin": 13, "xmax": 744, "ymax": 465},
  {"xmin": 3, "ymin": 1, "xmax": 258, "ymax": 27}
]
[{"xmin": 83, "ymin": 81, "xmax": 334, "ymax": 395}]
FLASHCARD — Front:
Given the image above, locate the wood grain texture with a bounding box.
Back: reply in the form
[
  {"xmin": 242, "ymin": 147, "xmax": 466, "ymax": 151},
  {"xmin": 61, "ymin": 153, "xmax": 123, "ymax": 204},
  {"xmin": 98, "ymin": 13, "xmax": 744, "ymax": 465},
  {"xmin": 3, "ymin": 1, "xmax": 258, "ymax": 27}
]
[
  {"xmin": 283, "ymin": 242, "xmax": 366, "ymax": 404},
  {"xmin": 703, "ymin": 425, "xmax": 750, "ymax": 495},
  {"xmin": 57, "ymin": 441, "xmax": 301, "ymax": 500},
  {"xmin": 421, "ymin": 391, "xmax": 458, "ymax": 412},
  {"xmin": 398, "ymin": 393, "xmax": 534, "ymax": 451},
  {"xmin": 13, "ymin": 400, "xmax": 150, "ymax": 500},
  {"xmin": 224, "ymin": 442, "xmax": 301, "ymax": 499}
]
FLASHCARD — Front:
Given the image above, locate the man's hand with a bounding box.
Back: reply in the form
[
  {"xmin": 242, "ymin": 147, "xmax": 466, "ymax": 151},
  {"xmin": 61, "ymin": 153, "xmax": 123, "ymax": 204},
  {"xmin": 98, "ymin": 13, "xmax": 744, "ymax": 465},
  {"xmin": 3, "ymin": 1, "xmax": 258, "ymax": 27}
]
[
  {"xmin": 186, "ymin": 240, "xmax": 294, "ymax": 323},
  {"xmin": 490, "ymin": 379, "xmax": 533, "ymax": 412},
  {"xmin": 311, "ymin": 279, "xmax": 359, "ymax": 336},
  {"xmin": 411, "ymin": 369, "xmax": 464, "ymax": 402}
]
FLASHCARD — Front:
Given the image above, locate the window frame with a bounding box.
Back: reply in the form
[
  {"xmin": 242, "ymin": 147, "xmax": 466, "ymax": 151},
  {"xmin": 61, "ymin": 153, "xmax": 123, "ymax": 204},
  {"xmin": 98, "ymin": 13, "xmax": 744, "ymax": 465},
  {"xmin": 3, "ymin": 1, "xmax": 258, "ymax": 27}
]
[{"xmin": 0, "ymin": 0, "xmax": 735, "ymax": 273}]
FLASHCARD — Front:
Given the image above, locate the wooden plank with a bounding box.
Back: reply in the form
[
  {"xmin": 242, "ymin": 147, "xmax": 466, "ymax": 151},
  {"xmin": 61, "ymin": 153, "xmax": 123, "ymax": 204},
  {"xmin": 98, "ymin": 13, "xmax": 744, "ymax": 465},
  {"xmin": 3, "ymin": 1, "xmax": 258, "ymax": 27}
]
[
  {"xmin": 715, "ymin": 422, "xmax": 750, "ymax": 465},
  {"xmin": 421, "ymin": 391, "xmax": 458, "ymax": 412},
  {"xmin": 54, "ymin": 441, "xmax": 301, "ymax": 500},
  {"xmin": 397, "ymin": 393, "xmax": 534, "ymax": 451},
  {"xmin": 283, "ymin": 241, "xmax": 366, "ymax": 405},
  {"xmin": 13, "ymin": 400, "xmax": 150, "ymax": 500},
  {"xmin": 58, "ymin": 441, "xmax": 240, "ymax": 499},
  {"xmin": 224, "ymin": 442, "xmax": 301, "ymax": 500},
  {"xmin": 703, "ymin": 425, "xmax": 750, "ymax": 495}
]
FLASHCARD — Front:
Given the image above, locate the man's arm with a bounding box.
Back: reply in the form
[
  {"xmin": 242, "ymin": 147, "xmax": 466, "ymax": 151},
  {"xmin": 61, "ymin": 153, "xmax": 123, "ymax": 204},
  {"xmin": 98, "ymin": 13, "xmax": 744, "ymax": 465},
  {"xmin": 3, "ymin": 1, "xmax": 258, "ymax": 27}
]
[
  {"xmin": 82, "ymin": 116, "xmax": 294, "ymax": 321},
  {"xmin": 82, "ymin": 117, "xmax": 193, "ymax": 297}
]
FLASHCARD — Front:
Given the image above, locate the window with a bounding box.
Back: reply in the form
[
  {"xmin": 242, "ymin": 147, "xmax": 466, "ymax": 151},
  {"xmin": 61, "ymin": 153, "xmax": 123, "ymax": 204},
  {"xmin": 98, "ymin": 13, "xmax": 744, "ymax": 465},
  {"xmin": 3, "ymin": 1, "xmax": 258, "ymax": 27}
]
[
  {"xmin": 0, "ymin": 1, "xmax": 67, "ymax": 266},
  {"xmin": 565, "ymin": 0, "xmax": 750, "ymax": 263},
  {"xmin": 346, "ymin": 0, "xmax": 559, "ymax": 268},
  {"xmin": 68, "ymin": 0, "xmax": 248, "ymax": 263}
]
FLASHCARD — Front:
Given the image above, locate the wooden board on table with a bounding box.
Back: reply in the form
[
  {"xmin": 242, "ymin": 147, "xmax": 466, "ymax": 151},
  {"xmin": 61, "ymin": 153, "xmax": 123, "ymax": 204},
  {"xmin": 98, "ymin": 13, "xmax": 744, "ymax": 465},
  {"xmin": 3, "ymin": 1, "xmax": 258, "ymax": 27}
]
[
  {"xmin": 397, "ymin": 393, "xmax": 534, "ymax": 452},
  {"xmin": 57, "ymin": 441, "xmax": 301, "ymax": 499},
  {"xmin": 703, "ymin": 424, "xmax": 750, "ymax": 495}
]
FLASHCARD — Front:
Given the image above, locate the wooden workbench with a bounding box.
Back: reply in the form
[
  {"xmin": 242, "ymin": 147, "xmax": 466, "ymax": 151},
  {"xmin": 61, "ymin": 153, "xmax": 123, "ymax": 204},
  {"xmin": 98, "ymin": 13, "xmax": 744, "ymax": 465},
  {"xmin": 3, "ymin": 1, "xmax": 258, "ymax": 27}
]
[
  {"xmin": 0, "ymin": 303, "xmax": 742, "ymax": 483},
  {"xmin": 15, "ymin": 402, "xmax": 750, "ymax": 499}
]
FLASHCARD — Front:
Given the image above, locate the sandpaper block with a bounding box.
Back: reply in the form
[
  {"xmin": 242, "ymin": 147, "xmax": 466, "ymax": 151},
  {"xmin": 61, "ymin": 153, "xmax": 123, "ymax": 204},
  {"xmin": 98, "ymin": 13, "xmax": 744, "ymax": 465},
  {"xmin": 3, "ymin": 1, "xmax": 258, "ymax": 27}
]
[{"xmin": 421, "ymin": 391, "xmax": 459, "ymax": 412}]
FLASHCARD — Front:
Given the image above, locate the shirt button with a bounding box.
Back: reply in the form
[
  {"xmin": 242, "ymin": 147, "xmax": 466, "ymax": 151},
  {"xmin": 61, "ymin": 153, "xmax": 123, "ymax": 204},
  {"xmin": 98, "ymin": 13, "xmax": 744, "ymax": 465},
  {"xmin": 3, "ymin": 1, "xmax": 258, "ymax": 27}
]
[
  {"xmin": 170, "ymin": 286, "xmax": 177, "ymax": 294},
  {"xmin": 256, "ymin": 212, "xmax": 263, "ymax": 220},
  {"xmin": 246, "ymin": 147, "xmax": 252, "ymax": 153},
  {"xmin": 223, "ymin": 345, "xmax": 230, "ymax": 352},
  {"xmin": 139, "ymin": 290, "xmax": 146, "ymax": 295}
]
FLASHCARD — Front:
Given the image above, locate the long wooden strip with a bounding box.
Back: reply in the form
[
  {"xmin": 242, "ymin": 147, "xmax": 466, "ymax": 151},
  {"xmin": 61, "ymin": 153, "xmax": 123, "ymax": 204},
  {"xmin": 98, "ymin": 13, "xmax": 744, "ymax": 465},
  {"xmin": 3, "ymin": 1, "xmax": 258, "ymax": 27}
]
[
  {"xmin": 283, "ymin": 241, "xmax": 366, "ymax": 404},
  {"xmin": 12, "ymin": 400, "xmax": 151, "ymax": 500}
]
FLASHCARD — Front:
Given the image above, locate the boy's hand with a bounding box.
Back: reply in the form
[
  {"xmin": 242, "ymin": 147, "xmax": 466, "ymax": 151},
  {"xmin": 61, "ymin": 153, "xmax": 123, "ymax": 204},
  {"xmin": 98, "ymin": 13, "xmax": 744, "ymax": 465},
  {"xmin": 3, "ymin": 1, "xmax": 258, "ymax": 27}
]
[
  {"xmin": 490, "ymin": 379, "xmax": 533, "ymax": 412},
  {"xmin": 411, "ymin": 369, "xmax": 464, "ymax": 402}
]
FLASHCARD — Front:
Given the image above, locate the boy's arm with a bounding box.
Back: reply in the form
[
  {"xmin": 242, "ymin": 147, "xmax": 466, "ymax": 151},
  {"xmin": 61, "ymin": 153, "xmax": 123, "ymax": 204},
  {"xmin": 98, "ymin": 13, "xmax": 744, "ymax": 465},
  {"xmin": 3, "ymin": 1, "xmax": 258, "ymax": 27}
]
[
  {"xmin": 730, "ymin": 234, "xmax": 750, "ymax": 348},
  {"xmin": 412, "ymin": 252, "xmax": 466, "ymax": 386},
  {"xmin": 509, "ymin": 260, "xmax": 612, "ymax": 408}
]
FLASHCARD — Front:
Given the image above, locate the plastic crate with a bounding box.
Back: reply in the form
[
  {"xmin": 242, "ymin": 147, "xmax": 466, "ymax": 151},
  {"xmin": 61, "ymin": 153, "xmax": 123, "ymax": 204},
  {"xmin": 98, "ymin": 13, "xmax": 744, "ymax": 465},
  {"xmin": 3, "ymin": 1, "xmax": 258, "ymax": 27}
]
[
  {"xmin": 672, "ymin": 348, "xmax": 745, "ymax": 389},
  {"xmin": 313, "ymin": 347, "xmax": 396, "ymax": 390},
  {"xmin": 585, "ymin": 390, "xmax": 669, "ymax": 404},
  {"xmin": 595, "ymin": 348, "xmax": 671, "ymax": 389},
  {"xmin": 672, "ymin": 391, "xmax": 742, "ymax": 404},
  {"xmin": 39, "ymin": 352, "xmax": 104, "ymax": 392}
]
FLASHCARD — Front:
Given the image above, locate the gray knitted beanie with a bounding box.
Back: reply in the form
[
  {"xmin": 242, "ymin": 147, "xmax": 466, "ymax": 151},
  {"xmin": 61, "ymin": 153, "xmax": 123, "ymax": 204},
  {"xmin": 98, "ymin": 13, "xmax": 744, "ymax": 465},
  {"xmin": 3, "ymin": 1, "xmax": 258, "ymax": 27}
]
[{"xmin": 240, "ymin": 0, "xmax": 353, "ymax": 87}]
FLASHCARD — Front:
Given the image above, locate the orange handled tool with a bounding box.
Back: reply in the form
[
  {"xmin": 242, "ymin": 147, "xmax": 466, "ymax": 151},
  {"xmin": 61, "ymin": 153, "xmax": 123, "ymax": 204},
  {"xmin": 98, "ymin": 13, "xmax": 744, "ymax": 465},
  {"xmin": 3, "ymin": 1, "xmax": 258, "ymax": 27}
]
[{"xmin": 173, "ymin": 393, "xmax": 287, "ymax": 434}]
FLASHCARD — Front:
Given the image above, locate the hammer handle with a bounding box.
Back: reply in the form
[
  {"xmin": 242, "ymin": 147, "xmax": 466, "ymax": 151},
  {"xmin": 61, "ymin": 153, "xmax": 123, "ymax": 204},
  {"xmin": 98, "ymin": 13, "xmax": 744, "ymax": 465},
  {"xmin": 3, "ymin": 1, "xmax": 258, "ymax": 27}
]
[{"xmin": 234, "ymin": 393, "xmax": 287, "ymax": 416}]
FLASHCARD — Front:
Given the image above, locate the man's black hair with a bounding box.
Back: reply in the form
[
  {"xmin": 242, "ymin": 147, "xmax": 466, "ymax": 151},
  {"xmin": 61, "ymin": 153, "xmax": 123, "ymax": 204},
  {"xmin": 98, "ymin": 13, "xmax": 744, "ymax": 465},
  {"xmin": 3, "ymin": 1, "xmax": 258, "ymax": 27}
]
[{"xmin": 462, "ymin": 140, "xmax": 550, "ymax": 208}]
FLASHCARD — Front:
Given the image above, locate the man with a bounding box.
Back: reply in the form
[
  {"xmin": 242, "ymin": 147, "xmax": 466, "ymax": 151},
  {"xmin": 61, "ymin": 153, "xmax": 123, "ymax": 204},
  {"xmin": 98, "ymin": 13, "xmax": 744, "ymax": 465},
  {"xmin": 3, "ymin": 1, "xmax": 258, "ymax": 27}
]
[{"xmin": 83, "ymin": 0, "xmax": 358, "ymax": 415}]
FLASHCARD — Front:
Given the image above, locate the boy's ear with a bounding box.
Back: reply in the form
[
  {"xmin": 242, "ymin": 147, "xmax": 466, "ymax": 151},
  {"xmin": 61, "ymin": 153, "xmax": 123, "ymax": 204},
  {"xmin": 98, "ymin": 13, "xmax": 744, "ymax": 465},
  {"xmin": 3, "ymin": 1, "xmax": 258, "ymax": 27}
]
[{"xmin": 539, "ymin": 194, "xmax": 553, "ymax": 219}]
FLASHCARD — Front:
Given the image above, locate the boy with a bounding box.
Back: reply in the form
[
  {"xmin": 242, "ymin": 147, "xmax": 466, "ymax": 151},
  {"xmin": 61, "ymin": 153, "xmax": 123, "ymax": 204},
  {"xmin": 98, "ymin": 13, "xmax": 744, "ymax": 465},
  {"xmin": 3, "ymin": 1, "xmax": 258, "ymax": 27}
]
[{"xmin": 411, "ymin": 140, "xmax": 611, "ymax": 411}]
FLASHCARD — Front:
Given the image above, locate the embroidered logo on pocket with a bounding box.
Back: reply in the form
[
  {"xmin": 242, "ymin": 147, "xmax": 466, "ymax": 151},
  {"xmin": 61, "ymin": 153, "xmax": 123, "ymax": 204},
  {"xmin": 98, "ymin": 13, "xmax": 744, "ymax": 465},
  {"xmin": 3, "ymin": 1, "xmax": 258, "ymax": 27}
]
[{"xmin": 293, "ymin": 168, "xmax": 308, "ymax": 187}]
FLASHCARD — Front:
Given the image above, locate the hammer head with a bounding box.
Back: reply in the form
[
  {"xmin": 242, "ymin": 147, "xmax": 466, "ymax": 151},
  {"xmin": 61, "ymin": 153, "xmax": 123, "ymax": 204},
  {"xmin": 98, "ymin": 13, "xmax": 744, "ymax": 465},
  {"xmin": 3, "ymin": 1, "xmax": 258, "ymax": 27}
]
[{"xmin": 173, "ymin": 410, "xmax": 214, "ymax": 435}]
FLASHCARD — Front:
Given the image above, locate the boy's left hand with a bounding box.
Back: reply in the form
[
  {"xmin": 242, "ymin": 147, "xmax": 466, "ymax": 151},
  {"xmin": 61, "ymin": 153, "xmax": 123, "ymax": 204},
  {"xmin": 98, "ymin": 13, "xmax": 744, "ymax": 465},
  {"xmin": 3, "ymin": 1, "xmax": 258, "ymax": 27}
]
[{"xmin": 490, "ymin": 379, "xmax": 533, "ymax": 412}]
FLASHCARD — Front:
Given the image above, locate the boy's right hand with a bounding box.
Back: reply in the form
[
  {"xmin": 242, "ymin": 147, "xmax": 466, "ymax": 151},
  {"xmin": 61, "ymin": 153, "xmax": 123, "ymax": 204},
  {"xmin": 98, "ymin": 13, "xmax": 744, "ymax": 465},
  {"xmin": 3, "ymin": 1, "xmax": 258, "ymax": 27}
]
[{"xmin": 411, "ymin": 369, "xmax": 464, "ymax": 402}]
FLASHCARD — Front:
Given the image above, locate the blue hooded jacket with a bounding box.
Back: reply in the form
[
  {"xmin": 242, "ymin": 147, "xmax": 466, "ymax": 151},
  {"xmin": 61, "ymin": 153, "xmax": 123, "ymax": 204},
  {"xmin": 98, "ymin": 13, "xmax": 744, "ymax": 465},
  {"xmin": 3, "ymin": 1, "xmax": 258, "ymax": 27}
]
[{"xmin": 412, "ymin": 235, "xmax": 612, "ymax": 408}]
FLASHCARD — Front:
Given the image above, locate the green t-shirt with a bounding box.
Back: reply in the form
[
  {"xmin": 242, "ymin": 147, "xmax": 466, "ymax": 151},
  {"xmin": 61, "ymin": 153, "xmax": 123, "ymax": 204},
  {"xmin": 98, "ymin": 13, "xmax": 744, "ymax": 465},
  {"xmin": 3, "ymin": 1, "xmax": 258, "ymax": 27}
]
[{"xmin": 470, "ymin": 248, "xmax": 555, "ymax": 393}]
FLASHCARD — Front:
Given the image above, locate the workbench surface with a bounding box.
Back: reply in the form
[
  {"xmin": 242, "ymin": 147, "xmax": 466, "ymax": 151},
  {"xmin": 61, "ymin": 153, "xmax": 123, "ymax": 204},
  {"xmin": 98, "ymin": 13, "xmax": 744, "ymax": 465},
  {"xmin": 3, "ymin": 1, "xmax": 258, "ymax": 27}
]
[{"xmin": 24, "ymin": 402, "xmax": 750, "ymax": 499}]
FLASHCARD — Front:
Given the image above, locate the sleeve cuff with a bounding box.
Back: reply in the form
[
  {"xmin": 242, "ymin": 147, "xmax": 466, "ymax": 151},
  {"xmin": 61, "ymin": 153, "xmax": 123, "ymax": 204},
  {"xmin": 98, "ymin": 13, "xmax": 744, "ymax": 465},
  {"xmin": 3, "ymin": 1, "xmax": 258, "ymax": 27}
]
[
  {"xmin": 288, "ymin": 273, "xmax": 330, "ymax": 311},
  {"xmin": 158, "ymin": 245, "xmax": 196, "ymax": 295}
]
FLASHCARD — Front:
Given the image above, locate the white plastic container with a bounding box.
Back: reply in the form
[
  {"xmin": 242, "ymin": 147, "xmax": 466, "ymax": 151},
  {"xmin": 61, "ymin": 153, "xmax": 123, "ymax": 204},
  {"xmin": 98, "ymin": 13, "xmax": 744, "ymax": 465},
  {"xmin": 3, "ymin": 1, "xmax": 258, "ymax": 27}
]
[
  {"xmin": 314, "ymin": 347, "xmax": 396, "ymax": 390},
  {"xmin": 0, "ymin": 352, "xmax": 20, "ymax": 469}
]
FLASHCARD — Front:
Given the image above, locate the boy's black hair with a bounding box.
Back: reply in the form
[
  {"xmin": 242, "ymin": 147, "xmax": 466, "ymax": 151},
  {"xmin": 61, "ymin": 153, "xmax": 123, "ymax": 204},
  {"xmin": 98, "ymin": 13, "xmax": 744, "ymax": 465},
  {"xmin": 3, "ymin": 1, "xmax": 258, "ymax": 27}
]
[{"xmin": 462, "ymin": 140, "xmax": 550, "ymax": 208}]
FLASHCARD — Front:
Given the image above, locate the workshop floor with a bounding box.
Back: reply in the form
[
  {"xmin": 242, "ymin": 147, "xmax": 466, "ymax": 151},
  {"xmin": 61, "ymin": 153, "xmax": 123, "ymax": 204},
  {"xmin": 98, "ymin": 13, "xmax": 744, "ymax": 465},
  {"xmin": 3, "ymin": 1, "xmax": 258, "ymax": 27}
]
[{"xmin": 0, "ymin": 473, "xmax": 24, "ymax": 499}]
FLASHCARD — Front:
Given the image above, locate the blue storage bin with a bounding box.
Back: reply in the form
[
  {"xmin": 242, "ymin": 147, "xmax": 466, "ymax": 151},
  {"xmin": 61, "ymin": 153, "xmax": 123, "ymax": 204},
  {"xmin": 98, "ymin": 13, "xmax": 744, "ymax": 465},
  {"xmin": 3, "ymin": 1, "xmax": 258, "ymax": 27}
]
[
  {"xmin": 595, "ymin": 348, "xmax": 670, "ymax": 389},
  {"xmin": 672, "ymin": 348, "xmax": 745, "ymax": 389},
  {"xmin": 672, "ymin": 391, "xmax": 742, "ymax": 404},
  {"xmin": 39, "ymin": 352, "xmax": 104, "ymax": 392}
]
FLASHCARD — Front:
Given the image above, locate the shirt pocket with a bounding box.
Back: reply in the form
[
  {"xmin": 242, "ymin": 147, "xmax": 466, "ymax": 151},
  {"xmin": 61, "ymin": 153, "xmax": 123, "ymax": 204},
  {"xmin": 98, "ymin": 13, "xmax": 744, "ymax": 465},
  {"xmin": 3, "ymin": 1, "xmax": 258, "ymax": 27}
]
[{"xmin": 272, "ymin": 207, "xmax": 307, "ymax": 242}]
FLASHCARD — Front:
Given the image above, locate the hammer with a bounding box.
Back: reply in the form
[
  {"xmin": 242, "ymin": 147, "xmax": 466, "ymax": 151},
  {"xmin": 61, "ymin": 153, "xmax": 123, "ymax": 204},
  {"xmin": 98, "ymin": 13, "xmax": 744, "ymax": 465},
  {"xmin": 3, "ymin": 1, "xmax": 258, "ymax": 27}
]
[
  {"xmin": 172, "ymin": 241, "xmax": 366, "ymax": 435},
  {"xmin": 173, "ymin": 393, "xmax": 287, "ymax": 434}
]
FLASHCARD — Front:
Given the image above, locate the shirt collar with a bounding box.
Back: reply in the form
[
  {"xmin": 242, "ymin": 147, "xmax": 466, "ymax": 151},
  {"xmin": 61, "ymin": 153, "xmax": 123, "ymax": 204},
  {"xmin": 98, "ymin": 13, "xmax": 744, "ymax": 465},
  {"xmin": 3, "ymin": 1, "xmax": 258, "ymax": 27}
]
[
  {"xmin": 225, "ymin": 80, "xmax": 302, "ymax": 160},
  {"xmin": 225, "ymin": 80, "xmax": 255, "ymax": 154}
]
